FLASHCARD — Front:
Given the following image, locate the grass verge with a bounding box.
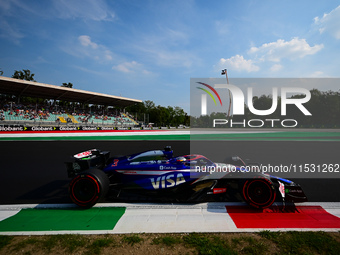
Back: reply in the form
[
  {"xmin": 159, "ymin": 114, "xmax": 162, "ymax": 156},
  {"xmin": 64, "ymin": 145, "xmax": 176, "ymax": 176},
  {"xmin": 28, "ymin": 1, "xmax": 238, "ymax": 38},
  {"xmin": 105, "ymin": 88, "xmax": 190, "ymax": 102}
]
[{"xmin": 0, "ymin": 231, "xmax": 339, "ymax": 255}]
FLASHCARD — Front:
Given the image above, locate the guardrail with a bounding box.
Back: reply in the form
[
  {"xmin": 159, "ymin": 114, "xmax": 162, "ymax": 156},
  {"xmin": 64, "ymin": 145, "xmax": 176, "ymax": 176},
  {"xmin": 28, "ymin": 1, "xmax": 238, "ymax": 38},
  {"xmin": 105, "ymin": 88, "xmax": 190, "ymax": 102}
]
[{"xmin": 0, "ymin": 122, "xmax": 190, "ymax": 132}]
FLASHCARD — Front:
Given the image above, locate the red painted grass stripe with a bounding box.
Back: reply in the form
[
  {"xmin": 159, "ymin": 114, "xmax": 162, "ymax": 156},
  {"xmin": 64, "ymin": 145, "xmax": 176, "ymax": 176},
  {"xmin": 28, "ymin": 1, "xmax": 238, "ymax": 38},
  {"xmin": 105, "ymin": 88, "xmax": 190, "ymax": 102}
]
[
  {"xmin": 226, "ymin": 205, "xmax": 340, "ymax": 228},
  {"xmin": 0, "ymin": 129, "xmax": 171, "ymax": 134}
]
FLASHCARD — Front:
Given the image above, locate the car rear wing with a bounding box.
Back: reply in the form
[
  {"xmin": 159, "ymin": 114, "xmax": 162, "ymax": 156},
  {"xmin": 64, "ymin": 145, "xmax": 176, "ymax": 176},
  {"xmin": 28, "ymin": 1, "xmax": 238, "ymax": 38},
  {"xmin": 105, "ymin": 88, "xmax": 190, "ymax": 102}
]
[{"xmin": 65, "ymin": 149, "xmax": 110, "ymax": 178}]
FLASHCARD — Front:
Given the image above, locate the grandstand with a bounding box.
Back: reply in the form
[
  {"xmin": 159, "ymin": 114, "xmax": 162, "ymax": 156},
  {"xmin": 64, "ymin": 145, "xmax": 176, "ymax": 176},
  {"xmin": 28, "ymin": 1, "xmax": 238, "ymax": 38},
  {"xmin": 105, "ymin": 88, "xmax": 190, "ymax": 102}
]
[
  {"xmin": 0, "ymin": 76, "xmax": 142, "ymax": 127},
  {"xmin": 1, "ymin": 109, "xmax": 138, "ymax": 127}
]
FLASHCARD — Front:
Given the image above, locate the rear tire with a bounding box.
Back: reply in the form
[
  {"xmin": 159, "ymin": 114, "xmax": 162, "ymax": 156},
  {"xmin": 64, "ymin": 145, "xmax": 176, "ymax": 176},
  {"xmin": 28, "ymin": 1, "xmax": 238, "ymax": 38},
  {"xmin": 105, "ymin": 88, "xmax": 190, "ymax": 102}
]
[
  {"xmin": 69, "ymin": 168, "xmax": 109, "ymax": 208},
  {"xmin": 242, "ymin": 177, "xmax": 276, "ymax": 209}
]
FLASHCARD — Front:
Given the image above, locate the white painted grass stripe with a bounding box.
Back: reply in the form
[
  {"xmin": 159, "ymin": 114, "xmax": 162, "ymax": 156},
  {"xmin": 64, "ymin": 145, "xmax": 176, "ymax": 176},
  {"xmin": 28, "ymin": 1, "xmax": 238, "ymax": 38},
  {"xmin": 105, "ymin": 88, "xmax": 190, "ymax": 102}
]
[
  {"xmin": 113, "ymin": 207, "xmax": 236, "ymax": 233},
  {"xmin": 0, "ymin": 130, "xmax": 189, "ymax": 138},
  {"xmin": 0, "ymin": 130, "xmax": 282, "ymax": 138},
  {"xmin": 0, "ymin": 202, "xmax": 236, "ymax": 210},
  {"xmin": 0, "ymin": 210, "xmax": 20, "ymax": 222},
  {"xmin": 190, "ymin": 131, "xmax": 280, "ymax": 134},
  {"xmin": 1, "ymin": 202, "xmax": 340, "ymax": 210}
]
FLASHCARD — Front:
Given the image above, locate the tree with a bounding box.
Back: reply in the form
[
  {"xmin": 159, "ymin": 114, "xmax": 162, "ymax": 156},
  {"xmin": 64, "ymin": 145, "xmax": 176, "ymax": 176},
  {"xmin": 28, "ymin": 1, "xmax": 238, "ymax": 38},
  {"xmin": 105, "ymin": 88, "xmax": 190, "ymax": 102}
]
[
  {"xmin": 126, "ymin": 102, "xmax": 146, "ymax": 113},
  {"xmin": 61, "ymin": 82, "xmax": 73, "ymax": 88},
  {"xmin": 12, "ymin": 69, "xmax": 36, "ymax": 81},
  {"xmin": 126, "ymin": 99, "xmax": 189, "ymax": 126},
  {"xmin": 144, "ymin": 100, "xmax": 156, "ymax": 112},
  {"xmin": 173, "ymin": 106, "xmax": 186, "ymax": 126},
  {"xmin": 0, "ymin": 69, "xmax": 3, "ymax": 76}
]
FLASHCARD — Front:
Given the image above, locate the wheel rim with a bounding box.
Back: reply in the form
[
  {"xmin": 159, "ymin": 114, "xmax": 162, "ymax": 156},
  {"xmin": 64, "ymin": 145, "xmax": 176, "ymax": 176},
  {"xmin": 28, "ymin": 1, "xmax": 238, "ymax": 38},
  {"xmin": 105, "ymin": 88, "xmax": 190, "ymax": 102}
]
[
  {"xmin": 70, "ymin": 175, "xmax": 99, "ymax": 205},
  {"xmin": 244, "ymin": 179, "xmax": 275, "ymax": 207}
]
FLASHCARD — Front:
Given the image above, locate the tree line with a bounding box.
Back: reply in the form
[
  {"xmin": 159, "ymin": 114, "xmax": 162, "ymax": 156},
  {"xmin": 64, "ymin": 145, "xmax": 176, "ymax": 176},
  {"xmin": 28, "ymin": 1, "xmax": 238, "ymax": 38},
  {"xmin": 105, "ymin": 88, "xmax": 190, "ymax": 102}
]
[{"xmin": 125, "ymin": 100, "xmax": 190, "ymax": 127}]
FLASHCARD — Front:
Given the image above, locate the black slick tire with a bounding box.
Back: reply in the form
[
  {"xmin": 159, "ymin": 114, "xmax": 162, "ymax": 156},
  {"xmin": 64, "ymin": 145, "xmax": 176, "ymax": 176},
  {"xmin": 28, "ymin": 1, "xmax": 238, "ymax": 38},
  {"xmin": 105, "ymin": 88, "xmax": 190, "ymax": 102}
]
[
  {"xmin": 242, "ymin": 177, "xmax": 276, "ymax": 209},
  {"xmin": 69, "ymin": 168, "xmax": 109, "ymax": 208}
]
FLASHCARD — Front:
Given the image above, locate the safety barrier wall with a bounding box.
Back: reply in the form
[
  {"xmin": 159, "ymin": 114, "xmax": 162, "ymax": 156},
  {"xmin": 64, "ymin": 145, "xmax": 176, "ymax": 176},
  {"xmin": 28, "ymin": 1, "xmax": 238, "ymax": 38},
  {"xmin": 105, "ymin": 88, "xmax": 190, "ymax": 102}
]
[{"xmin": 0, "ymin": 124, "xmax": 189, "ymax": 132}]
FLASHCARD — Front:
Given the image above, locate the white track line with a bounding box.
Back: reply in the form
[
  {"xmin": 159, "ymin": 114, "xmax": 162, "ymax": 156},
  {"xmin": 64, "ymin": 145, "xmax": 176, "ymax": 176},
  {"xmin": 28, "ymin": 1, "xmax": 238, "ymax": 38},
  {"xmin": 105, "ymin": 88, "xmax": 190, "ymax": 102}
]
[
  {"xmin": 0, "ymin": 130, "xmax": 284, "ymax": 138},
  {"xmin": 0, "ymin": 130, "xmax": 190, "ymax": 138}
]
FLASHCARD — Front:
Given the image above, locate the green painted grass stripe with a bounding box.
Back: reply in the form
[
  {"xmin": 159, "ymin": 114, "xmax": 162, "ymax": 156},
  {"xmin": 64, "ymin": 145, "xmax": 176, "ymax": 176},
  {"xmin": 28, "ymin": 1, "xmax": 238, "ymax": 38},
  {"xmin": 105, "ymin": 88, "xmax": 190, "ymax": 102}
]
[
  {"xmin": 192, "ymin": 137, "xmax": 340, "ymax": 141},
  {"xmin": 0, "ymin": 131, "xmax": 340, "ymax": 141},
  {"xmin": 0, "ymin": 135, "xmax": 190, "ymax": 141},
  {"xmin": 190, "ymin": 132, "xmax": 340, "ymax": 140},
  {"xmin": 199, "ymin": 131, "xmax": 340, "ymax": 138},
  {"xmin": 0, "ymin": 136, "xmax": 339, "ymax": 141},
  {"xmin": 0, "ymin": 207, "xmax": 126, "ymax": 232}
]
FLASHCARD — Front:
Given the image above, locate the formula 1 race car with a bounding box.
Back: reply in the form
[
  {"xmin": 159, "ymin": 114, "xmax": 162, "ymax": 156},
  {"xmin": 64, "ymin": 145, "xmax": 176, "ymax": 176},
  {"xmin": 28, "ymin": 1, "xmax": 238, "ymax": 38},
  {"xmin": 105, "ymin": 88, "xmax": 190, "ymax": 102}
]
[{"xmin": 65, "ymin": 146, "xmax": 307, "ymax": 208}]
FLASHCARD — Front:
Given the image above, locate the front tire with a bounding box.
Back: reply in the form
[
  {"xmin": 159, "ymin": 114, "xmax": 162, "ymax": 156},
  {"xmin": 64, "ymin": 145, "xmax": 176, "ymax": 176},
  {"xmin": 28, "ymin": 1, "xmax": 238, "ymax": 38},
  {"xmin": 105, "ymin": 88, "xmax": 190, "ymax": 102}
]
[
  {"xmin": 69, "ymin": 169, "xmax": 109, "ymax": 208},
  {"xmin": 242, "ymin": 177, "xmax": 276, "ymax": 209}
]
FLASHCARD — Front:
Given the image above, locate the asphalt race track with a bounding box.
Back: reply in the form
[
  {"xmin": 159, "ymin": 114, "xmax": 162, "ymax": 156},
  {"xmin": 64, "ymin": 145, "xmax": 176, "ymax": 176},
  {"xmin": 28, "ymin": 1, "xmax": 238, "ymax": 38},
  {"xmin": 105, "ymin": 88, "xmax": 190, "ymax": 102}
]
[
  {"xmin": 0, "ymin": 141, "xmax": 189, "ymax": 205},
  {"xmin": 1, "ymin": 140, "xmax": 339, "ymax": 205}
]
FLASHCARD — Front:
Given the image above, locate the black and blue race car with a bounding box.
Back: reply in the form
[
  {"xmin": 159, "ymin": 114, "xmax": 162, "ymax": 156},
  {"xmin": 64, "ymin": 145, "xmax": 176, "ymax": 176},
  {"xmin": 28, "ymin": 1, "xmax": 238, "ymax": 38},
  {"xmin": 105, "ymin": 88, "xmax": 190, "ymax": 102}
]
[{"xmin": 66, "ymin": 146, "xmax": 307, "ymax": 208}]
